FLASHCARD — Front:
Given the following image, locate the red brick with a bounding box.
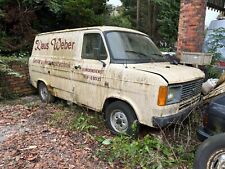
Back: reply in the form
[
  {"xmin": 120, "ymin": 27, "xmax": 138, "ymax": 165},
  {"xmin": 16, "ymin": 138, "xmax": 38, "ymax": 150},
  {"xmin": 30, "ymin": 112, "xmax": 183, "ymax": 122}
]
[{"xmin": 177, "ymin": 0, "xmax": 207, "ymax": 56}]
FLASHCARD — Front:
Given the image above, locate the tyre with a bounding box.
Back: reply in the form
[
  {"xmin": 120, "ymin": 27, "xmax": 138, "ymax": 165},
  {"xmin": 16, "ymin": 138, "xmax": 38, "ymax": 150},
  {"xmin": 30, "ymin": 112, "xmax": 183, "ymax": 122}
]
[
  {"xmin": 193, "ymin": 133, "xmax": 225, "ymax": 169},
  {"xmin": 105, "ymin": 101, "xmax": 139, "ymax": 136},
  {"xmin": 38, "ymin": 82, "xmax": 55, "ymax": 103}
]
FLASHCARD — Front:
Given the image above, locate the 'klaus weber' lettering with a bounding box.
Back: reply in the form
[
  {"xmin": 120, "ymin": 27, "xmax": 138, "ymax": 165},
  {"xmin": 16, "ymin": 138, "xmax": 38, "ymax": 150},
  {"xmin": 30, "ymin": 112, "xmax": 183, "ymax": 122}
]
[
  {"xmin": 34, "ymin": 38, "xmax": 75, "ymax": 51},
  {"xmin": 51, "ymin": 38, "xmax": 75, "ymax": 50}
]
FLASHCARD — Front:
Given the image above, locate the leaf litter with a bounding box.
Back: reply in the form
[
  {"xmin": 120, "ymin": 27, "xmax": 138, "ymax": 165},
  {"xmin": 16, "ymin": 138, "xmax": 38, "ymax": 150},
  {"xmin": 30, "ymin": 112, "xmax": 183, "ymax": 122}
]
[{"xmin": 0, "ymin": 96, "xmax": 111, "ymax": 169}]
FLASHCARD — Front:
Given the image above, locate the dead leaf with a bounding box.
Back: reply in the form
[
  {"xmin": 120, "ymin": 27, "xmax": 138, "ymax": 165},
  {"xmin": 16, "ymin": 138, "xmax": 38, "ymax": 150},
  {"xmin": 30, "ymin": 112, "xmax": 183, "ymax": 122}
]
[
  {"xmin": 27, "ymin": 154, "xmax": 38, "ymax": 162},
  {"xmin": 19, "ymin": 145, "xmax": 37, "ymax": 151}
]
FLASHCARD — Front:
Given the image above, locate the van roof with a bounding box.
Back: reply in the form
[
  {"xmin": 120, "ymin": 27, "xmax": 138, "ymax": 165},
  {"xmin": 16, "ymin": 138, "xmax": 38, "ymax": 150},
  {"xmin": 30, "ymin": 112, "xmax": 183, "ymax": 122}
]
[{"xmin": 37, "ymin": 26, "xmax": 147, "ymax": 36}]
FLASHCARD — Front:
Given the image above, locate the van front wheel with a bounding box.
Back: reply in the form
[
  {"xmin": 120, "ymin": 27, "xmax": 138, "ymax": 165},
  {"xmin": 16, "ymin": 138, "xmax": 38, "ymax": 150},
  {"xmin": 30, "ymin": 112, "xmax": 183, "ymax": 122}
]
[
  {"xmin": 105, "ymin": 101, "xmax": 139, "ymax": 136},
  {"xmin": 38, "ymin": 82, "xmax": 55, "ymax": 103}
]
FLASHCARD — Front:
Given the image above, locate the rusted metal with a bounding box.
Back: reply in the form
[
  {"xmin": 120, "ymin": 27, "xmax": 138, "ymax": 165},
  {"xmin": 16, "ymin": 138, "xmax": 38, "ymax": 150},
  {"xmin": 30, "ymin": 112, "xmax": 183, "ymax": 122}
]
[{"xmin": 204, "ymin": 82, "xmax": 225, "ymax": 103}]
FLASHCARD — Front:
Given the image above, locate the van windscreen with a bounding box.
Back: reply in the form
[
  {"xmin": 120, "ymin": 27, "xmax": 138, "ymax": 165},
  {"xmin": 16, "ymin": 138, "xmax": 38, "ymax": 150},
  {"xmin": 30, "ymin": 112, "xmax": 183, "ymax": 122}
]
[{"xmin": 106, "ymin": 31, "xmax": 167, "ymax": 64}]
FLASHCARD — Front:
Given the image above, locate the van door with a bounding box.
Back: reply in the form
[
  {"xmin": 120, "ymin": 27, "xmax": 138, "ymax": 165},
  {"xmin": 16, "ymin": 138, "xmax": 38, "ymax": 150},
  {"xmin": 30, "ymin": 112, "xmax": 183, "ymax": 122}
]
[{"xmin": 73, "ymin": 31, "xmax": 108, "ymax": 110}]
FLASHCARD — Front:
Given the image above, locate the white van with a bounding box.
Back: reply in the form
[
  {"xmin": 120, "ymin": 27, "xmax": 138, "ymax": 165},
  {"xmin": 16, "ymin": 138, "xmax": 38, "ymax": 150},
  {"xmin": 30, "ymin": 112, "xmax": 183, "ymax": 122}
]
[{"xmin": 29, "ymin": 26, "xmax": 205, "ymax": 135}]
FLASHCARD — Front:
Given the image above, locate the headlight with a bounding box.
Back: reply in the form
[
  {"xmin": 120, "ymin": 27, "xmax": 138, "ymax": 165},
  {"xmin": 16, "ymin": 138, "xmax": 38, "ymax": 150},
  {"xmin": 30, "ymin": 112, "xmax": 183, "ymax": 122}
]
[
  {"xmin": 167, "ymin": 86, "xmax": 182, "ymax": 104},
  {"xmin": 158, "ymin": 85, "xmax": 182, "ymax": 106}
]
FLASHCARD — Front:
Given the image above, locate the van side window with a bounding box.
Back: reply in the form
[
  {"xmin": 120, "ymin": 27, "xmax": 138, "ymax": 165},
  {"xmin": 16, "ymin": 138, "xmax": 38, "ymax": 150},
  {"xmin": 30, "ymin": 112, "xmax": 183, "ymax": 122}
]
[{"xmin": 82, "ymin": 34, "xmax": 107, "ymax": 60}]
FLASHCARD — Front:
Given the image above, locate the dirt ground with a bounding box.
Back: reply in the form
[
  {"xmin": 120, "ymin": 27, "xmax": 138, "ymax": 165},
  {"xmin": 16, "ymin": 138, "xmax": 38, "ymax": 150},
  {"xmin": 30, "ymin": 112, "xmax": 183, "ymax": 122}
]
[
  {"xmin": 0, "ymin": 96, "xmax": 112, "ymax": 169},
  {"xmin": 0, "ymin": 95, "xmax": 202, "ymax": 169}
]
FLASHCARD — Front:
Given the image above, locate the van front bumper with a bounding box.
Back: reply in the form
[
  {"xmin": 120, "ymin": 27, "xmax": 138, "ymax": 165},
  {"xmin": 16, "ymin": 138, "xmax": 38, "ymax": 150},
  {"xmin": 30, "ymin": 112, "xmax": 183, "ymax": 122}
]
[{"xmin": 152, "ymin": 107, "xmax": 194, "ymax": 128}]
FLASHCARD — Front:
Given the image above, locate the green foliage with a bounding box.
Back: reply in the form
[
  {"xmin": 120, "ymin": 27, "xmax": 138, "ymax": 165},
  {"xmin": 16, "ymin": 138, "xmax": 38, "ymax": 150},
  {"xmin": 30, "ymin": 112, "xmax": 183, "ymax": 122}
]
[
  {"xmin": 97, "ymin": 134, "xmax": 193, "ymax": 168},
  {"xmin": 156, "ymin": 0, "xmax": 180, "ymax": 45},
  {"xmin": 0, "ymin": 56, "xmax": 26, "ymax": 99},
  {"xmin": 49, "ymin": 108, "xmax": 98, "ymax": 132},
  {"xmin": 69, "ymin": 112, "xmax": 97, "ymax": 132},
  {"xmin": 105, "ymin": 6, "xmax": 132, "ymax": 28},
  {"xmin": 62, "ymin": 0, "xmax": 105, "ymax": 28},
  {"xmin": 0, "ymin": 0, "xmax": 179, "ymax": 53},
  {"xmin": 106, "ymin": 15, "xmax": 132, "ymax": 28},
  {"xmin": 208, "ymin": 27, "xmax": 225, "ymax": 64},
  {"xmin": 0, "ymin": 56, "xmax": 28, "ymax": 64},
  {"xmin": 0, "ymin": 57, "xmax": 24, "ymax": 77},
  {"xmin": 121, "ymin": 0, "xmax": 180, "ymax": 47},
  {"xmin": 0, "ymin": 9, "xmax": 4, "ymax": 18},
  {"xmin": 206, "ymin": 27, "xmax": 225, "ymax": 78},
  {"xmin": 0, "ymin": 0, "xmax": 107, "ymax": 54}
]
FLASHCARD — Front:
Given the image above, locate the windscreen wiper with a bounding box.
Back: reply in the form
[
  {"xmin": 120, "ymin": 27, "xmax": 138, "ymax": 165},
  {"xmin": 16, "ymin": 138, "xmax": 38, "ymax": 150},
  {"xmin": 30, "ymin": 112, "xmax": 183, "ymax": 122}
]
[{"xmin": 125, "ymin": 50, "xmax": 148, "ymax": 58}]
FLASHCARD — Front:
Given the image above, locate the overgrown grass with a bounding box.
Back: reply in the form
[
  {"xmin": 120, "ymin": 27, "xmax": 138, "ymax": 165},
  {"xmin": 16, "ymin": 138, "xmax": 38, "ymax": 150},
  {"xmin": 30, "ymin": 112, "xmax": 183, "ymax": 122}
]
[
  {"xmin": 96, "ymin": 134, "xmax": 194, "ymax": 168},
  {"xmin": 47, "ymin": 102, "xmax": 201, "ymax": 168},
  {"xmin": 68, "ymin": 112, "xmax": 98, "ymax": 131},
  {"xmin": 95, "ymin": 108, "xmax": 202, "ymax": 168},
  {"xmin": 48, "ymin": 104, "xmax": 103, "ymax": 132}
]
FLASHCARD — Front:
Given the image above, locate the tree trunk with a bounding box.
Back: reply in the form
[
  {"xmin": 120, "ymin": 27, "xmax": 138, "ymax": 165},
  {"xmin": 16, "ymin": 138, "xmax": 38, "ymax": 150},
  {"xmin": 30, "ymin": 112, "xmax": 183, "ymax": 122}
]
[{"xmin": 136, "ymin": 0, "xmax": 140, "ymax": 29}]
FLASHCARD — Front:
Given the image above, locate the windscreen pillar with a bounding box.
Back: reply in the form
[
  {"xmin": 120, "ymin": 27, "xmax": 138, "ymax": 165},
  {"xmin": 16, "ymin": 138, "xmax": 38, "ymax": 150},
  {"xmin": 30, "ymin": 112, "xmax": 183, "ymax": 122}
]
[{"xmin": 177, "ymin": 0, "xmax": 207, "ymax": 57}]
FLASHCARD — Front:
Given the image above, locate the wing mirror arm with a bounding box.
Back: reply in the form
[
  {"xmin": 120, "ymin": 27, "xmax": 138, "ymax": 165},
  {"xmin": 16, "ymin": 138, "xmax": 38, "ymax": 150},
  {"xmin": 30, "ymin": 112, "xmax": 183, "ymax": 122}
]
[{"xmin": 99, "ymin": 60, "xmax": 106, "ymax": 67}]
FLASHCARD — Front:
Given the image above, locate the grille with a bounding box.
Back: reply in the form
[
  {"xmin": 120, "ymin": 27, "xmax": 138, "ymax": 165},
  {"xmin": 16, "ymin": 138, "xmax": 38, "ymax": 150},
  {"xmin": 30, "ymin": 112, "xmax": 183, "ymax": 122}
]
[
  {"xmin": 180, "ymin": 79, "xmax": 203, "ymax": 102},
  {"xmin": 179, "ymin": 94, "xmax": 201, "ymax": 111}
]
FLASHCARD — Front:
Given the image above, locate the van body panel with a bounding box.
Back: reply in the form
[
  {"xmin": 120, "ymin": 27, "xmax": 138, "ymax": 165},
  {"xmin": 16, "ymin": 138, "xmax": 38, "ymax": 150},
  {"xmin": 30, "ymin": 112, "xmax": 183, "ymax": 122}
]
[
  {"xmin": 127, "ymin": 63, "xmax": 204, "ymax": 84},
  {"xmin": 29, "ymin": 26, "xmax": 205, "ymax": 128}
]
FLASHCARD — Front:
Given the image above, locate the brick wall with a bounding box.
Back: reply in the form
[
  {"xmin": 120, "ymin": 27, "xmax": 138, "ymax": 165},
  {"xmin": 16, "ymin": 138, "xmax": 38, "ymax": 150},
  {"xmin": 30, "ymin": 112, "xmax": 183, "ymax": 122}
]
[
  {"xmin": 0, "ymin": 59, "xmax": 36, "ymax": 98},
  {"xmin": 177, "ymin": 0, "xmax": 207, "ymax": 56}
]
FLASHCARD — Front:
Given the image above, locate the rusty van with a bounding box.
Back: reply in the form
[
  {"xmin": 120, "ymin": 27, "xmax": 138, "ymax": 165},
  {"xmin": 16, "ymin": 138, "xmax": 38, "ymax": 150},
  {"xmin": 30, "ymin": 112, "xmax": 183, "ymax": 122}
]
[{"xmin": 29, "ymin": 26, "xmax": 205, "ymax": 135}]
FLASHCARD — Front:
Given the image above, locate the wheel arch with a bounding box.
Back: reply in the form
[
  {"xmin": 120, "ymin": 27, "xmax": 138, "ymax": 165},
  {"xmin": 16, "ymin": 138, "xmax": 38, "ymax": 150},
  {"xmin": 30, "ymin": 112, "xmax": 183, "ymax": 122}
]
[
  {"xmin": 102, "ymin": 97, "xmax": 140, "ymax": 122},
  {"xmin": 37, "ymin": 79, "xmax": 54, "ymax": 94}
]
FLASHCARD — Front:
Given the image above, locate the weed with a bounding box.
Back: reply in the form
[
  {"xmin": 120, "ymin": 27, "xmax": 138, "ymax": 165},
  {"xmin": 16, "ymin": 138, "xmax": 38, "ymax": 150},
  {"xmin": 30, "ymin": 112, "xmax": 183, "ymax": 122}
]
[
  {"xmin": 48, "ymin": 106, "xmax": 99, "ymax": 133},
  {"xmin": 68, "ymin": 113, "xmax": 97, "ymax": 132},
  {"xmin": 97, "ymin": 134, "xmax": 194, "ymax": 168},
  {"xmin": 49, "ymin": 111, "xmax": 67, "ymax": 126}
]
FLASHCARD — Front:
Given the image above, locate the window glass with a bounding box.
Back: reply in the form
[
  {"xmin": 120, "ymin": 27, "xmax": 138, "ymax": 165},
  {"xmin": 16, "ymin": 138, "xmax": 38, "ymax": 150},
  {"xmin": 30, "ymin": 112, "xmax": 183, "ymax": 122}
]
[
  {"xmin": 106, "ymin": 32, "xmax": 166, "ymax": 63},
  {"xmin": 82, "ymin": 33, "xmax": 107, "ymax": 60}
]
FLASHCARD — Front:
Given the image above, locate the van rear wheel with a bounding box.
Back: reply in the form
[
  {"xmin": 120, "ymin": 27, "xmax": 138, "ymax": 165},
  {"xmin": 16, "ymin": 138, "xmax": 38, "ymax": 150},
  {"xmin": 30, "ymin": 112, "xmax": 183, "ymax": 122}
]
[
  {"xmin": 105, "ymin": 101, "xmax": 139, "ymax": 136},
  {"xmin": 38, "ymin": 82, "xmax": 55, "ymax": 103}
]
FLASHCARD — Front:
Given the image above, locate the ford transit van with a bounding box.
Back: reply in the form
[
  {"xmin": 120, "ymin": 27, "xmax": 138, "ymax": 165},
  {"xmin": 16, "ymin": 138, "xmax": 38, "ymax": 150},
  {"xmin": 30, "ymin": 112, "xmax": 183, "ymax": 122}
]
[{"xmin": 29, "ymin": 26, "xmax": 205, "ymax": 135}]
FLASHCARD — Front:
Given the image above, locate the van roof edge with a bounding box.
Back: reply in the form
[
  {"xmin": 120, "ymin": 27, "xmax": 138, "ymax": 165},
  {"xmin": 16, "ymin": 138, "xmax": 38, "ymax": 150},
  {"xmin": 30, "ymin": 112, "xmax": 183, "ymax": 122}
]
[{"xmin": 36, "ymin": 26, "xmax": 147, "ymax": 36}]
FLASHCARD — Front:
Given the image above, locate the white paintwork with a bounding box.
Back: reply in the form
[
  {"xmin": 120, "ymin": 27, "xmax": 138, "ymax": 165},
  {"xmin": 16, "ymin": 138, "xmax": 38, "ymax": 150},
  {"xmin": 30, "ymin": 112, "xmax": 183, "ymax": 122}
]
[{"xmin": 29, "ymin": 26, "xmax": 205, "ymax": 127}]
